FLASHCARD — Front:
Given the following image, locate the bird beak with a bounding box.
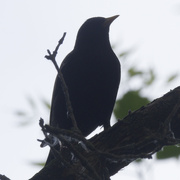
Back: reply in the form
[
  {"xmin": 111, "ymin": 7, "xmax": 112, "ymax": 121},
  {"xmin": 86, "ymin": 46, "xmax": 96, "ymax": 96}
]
[{"xmin": 104, "ymin": 15, "xmax": 119, "ymax": 27}]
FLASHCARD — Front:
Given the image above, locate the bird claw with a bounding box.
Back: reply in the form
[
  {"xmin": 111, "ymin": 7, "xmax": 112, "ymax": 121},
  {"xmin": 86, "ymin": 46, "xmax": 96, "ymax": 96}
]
[
  {"xmin": 38, "ymin": 118, "xmax": 61, "ymax": 148},
  {"xmin": 38, "ymin": 134, "xmax": 60, "ymax": 148}
]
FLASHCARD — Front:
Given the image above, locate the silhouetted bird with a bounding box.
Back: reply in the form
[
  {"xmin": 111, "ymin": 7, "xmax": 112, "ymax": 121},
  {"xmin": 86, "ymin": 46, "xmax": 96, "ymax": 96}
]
[{"xmin": 46, "ymin": 15, "xmax": 120, "ymax": 164}]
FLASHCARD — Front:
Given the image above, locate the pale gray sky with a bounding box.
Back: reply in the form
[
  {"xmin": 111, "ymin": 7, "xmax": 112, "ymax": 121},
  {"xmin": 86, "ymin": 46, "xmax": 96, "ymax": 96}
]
[{"xmin": 0, "ymin": 0, "xmax": 180, "ymax": 179}]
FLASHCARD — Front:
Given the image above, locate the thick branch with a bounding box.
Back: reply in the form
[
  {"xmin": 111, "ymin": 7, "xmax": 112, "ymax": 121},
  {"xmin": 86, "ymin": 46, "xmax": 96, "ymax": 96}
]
[
  {"xmin": 0, "ymin": 175, "xmax": 10, "ymax": 180},
  {"xmin": 90, "ymin": 86, "xmax": 180, "ymax": 176},
  {"xmin": 30, "ymin": 86, "xmax": 180, "ymax": 180}
]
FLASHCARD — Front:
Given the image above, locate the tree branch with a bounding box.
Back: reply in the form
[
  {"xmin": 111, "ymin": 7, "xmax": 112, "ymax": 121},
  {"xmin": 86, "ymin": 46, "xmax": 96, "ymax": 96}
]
[
  {"xmin": 45, "ymin": 33, "xmax": 80, "ymax": 133},
  {"xmin": 29, "ymin": 86, "xmax": 180, "ymax": 180},
  {"xmin": 0, "ymin": 175, "xmax": 10, "ymax": 180}
]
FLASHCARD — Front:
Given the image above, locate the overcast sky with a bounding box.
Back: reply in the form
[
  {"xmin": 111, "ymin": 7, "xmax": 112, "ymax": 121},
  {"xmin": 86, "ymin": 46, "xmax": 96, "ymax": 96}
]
[{"xmin": 0, "ymin": 1, "xmax": 180, "ymax": 179}]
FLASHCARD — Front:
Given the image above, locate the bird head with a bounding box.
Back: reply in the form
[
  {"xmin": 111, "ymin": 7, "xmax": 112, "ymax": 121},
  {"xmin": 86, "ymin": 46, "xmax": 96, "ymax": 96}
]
[{"xmin": 74, "ymin": 15, "xmax": 119, "ymax": 51}]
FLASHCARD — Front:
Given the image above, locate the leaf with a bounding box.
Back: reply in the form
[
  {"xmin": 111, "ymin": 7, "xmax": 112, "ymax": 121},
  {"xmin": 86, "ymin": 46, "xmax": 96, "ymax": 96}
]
[
  {"xmin": 119, "ymin": 51, "xmax": 129, "ymax": 57},
  {"xmin": 156, "ymin": 145, "xmax": 180, "ymax": 159},
  {"xmin": 41, "ymin": 98, "xmax": 51, "ymax": 110},
  {"xmin": 114, "ymin": 90, "xmax": 150, "ymax": 119},
  {"xmin": 144, "ymin": 69, "xmax": 155, "ymax": 86},
  {"xmin": 26, "ymin": 96, "xmax": 37, "ymax": 110},
  {"xmin": 167, "ymin": 74, "xmax": 178, "ymax": 83},
  {"xmin": 14, "ymin": 110, "xmax": 28, "ymax": 116},
  {"xmin": 128, "ymin": 67, "xmax": 143, "ymax": 77},
  {"xmin": 31, "ymin": 162, "xmax": 45, "ymax": 167},
  {"xmin": 118, "ymin": 47, "xmax": 134, "ymax": 58},
  {"xmin": 15, "ymin": 96, "xmax": 39, "ymax": 126}
]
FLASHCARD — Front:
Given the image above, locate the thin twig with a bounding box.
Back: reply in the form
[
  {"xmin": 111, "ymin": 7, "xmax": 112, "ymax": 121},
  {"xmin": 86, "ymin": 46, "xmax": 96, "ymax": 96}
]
[
  {"xmin": 57, "ymin": 134, "xmax": 101, "ymax": 180},
  {"xmin": 45, "ymin": 33, "xmax": 80, "ymax": 133}
]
